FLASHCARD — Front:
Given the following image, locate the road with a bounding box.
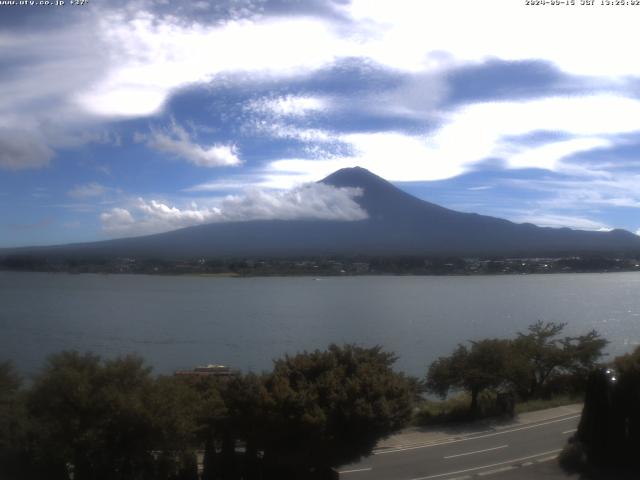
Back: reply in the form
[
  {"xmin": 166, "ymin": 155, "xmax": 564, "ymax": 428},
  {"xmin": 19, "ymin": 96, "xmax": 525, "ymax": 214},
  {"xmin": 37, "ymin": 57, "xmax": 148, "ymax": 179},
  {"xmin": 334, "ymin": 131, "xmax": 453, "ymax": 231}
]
[{"xmin": 337, "ymin": 411, "xmax": 579, "ymax": 480}]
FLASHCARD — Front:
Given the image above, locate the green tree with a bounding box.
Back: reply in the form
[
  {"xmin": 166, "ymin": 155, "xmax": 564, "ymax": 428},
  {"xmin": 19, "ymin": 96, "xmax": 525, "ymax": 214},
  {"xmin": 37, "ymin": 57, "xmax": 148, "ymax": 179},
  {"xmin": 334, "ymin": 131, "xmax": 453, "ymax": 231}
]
[
  {"xmin": 148, "ymin": 376, "xmax": 204, "ymax": 479},
  {"xmin": 176, "ymin": 375, "xmax": 229, "ymax": 480},
  {"xmin": 561, "ymin": 329, "xmax": 609, "ymax": 376},
  {"xmin": 27, "ymin": 351, "xmax": 157, "ymax": 480},
  {"xmin": 426, "ymin": 339, "xmax": 511, "ymax": 413},
  {"xmin": 222, "ymin": 373, "xmax": 271, "ymax": 480},
  {"xmin": 261, "ymin": 344, "xmax": 415, "ymax": 478},
  {"xmin": 511, "ymin": 322, "xmax": 607, "ymax": 398},
  {"xmin": 512, "ymin": 321, "xmax": 567, "ymax": 398}
]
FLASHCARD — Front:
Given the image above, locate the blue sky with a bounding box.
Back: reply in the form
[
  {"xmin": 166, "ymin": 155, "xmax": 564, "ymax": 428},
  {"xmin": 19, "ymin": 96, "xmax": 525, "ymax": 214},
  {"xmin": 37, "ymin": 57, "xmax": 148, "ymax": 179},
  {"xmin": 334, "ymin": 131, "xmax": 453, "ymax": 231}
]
[{"xmin": 2, "ymin": 0, "xmax": 640, "ymax": 247}]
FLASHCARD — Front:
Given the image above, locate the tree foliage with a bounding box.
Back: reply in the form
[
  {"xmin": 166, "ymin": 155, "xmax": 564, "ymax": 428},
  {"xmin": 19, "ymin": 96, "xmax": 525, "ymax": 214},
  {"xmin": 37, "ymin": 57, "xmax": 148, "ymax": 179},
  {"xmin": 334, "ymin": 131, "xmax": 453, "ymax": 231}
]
[
  {"xmin": 25, "ymin": 352, "xmax": 157, "ymax": 479},
  {"xmin": 426, "ymin": 322, "xmax": 608, "ymax": 413},
  {"xmin": 426, "ymin": 339, "xmax": 511, "ymax": 412},
  {"xmin": 22, "ymin": 352, "xmax": 206, "ymax": 480},
  {"xmin": 0, "ymin": 361, "xmax": 26, "ymax": 479},
  {"xmin": 512, "ymin": 321, "xmax": 607, "ymax": 398},
  {"xmin": 1, "ymin": 344, "xmax": 415, "ymax": 480},
  {"xmin": 262, "ymin": 344, "xmax": 414, "ymax": 474}
]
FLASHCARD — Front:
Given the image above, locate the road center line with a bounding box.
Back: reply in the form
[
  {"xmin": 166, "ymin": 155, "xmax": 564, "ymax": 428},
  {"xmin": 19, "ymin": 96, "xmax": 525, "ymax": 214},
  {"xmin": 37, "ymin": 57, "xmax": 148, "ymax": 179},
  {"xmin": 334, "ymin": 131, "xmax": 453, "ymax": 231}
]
[
  {"xmin": 409, "ymin": 448, "xmax": 562, "ymax": 480},
  {"xmin": 376, "ymin": 415, "xmax": 579, "ymax": 455},
  {"xmin": 562, "ymin": 429, "xmax": 577, "ymax": 434},
  {"xmin": 338, "ymin": 467, "xmax": 372, "ymax": 474},
  {"xmin": 444, "ymin": 444, "xmax": 508, "ymax": 459}
]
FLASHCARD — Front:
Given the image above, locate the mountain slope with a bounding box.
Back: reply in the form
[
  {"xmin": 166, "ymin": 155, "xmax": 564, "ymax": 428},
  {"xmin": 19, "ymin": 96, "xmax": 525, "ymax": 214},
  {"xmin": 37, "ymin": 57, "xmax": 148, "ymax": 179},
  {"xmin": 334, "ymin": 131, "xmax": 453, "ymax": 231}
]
[
  {"xmin": 3, "ymin": 167, "xmax": 640, "ymax": 259},
  {"xmin": 321, "ymin": 167, "xmax": 640, "ymax": 255}
]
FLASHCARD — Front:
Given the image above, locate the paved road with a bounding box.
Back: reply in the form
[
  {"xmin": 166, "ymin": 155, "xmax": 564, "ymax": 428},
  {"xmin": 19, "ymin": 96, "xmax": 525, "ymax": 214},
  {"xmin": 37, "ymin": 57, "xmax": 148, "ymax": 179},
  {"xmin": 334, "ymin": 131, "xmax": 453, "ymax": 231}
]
[{"xmin": 337, "ymin": 411, "xmax": 579, "ymax": 480}]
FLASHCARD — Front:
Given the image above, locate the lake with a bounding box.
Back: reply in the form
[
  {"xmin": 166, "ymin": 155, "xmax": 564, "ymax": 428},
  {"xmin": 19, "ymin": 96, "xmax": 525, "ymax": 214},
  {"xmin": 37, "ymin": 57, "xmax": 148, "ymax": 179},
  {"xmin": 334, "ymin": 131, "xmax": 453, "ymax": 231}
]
[{"xmin": 1, "ymin": 271, "xmax": 639, "ymax": 378}]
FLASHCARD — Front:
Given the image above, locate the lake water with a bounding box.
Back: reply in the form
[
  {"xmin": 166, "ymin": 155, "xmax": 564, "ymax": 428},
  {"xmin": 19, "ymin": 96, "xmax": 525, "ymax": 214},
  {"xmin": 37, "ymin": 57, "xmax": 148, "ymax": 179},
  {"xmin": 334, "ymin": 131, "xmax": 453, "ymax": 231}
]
[{"xmin": 1, "ymin": 271, "xmax": 639, "ymax": 378}]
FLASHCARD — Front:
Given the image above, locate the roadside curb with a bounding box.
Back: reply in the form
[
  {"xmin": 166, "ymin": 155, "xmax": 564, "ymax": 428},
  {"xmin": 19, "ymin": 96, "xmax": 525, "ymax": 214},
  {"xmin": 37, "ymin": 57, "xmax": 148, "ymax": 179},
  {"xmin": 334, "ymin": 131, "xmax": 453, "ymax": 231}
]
[
  {"xmin": 373, "ymin": 404, "xmax": 582, "ymax": 454},
  {"xmin": 444, "ymin": 452, "xmax": 560, "ymax": 480}
]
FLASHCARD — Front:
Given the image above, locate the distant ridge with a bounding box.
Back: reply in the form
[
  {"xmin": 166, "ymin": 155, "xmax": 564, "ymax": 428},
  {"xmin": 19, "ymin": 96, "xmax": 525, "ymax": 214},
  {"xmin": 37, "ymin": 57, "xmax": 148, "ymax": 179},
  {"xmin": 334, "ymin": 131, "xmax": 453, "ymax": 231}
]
[{"xmin": 2, "ymin": 167, "xmax": 640, "ymax": 259}]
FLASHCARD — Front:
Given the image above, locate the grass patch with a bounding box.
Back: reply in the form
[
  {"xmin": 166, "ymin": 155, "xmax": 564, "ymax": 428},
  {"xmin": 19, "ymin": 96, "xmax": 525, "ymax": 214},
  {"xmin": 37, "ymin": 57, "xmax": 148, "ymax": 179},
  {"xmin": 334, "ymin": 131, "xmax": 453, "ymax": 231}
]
[
  {"xmin": 413, "ymin": 392, "xmax": 502, "ymax": 426},
  {"xmin": 413, "ymin": 392, "xmax": 582, "ymax": 427},
  {"xmin": 514, "ymin": 394, "xmax": 581, "ymax": 414}
]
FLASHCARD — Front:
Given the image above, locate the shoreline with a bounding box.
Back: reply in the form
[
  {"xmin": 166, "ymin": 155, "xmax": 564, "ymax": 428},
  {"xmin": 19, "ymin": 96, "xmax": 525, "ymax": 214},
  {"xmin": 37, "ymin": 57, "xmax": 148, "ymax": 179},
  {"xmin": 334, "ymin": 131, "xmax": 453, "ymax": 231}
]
[{"xmin": 2, "ymin": 268, "xmax": 640, "ymax": 278}]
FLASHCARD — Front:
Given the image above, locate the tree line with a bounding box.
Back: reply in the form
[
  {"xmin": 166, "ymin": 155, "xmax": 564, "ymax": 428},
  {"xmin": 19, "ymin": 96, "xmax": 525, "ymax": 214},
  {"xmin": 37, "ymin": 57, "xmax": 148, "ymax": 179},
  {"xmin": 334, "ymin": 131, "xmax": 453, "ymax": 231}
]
[
  {"xmin": 0, "ymin": 322, "xmax": 616, "ymax": 480},
  {"xmin": 426, "ymin": 321, "xmax": 608, "ymax": 414},
  {"xmin": 0, "ymin": 345, "xmax": 415, "ymax": 480}
]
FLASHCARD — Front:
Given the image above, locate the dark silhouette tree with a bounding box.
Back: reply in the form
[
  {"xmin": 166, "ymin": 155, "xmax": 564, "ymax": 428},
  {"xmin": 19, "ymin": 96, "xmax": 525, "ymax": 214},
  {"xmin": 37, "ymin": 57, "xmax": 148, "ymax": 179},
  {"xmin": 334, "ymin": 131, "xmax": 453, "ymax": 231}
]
[
  {"xmin": 611, "ymin": 347, "xmax": 640, "ymax": 465},
  {"xmin": 0, "ymin": 361, "xmax": 27, "ymax": 480},
  {"xmin": 222, "ymin": 373, "xmax": 271, "ymax": 480},
  {"xmin": 567, "ymin": 347, "xmax": 640, "ymax": 475}
]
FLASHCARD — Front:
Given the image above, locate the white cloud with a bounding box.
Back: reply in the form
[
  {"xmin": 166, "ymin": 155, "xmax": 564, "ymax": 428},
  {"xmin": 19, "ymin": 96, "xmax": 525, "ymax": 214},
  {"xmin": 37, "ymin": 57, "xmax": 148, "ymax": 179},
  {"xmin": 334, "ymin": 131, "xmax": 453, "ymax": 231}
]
[
  {"xmin": 184, "ymin": 180, "xmax": 254, "ymax": 193},
  {"xmin": 60, "ymin": 1, "xmax": 640, "ymax": 123},
  {"xmin": 511, "ymin": 173, "xmax": 640, "ymax": 211},
  {"xmin": 143, "ymin": 121, "xmax": 241, "ymax": 167},
  {"xmin": 345, "ymin": 0, "xmax": 640, "ymax": 77},
  {"xmin": 509, "ymin": 213, "xmax": 611, "ymax": 232},
  {"xmin": 219, "ymin": 183, "xmax": 366, "ymax": 222},
  {"xmin": 254, "ymin": 122, "xmax": 334, "ymax": 143},
  {"xmin": 0, "ymin": 10, "xmax": 344, "ymax": 169},
  {"xmin": 0, "ymin": 13, "xmax": 115, "ymax": 170},
  {"xmin": 366, "ymin": 72, "xmax": 449, "ymax": 119},
  {"xmin": 247, "ymin": 95, "xmax": 328, "ymax": 118},
  {"xmin": 100, "ymin": 208, "xmax": 135, "ymax": 233},
  {"xmin": 261, "ymin": 94, "xmax": 640, "ymax": 186},
  {"xmin": 76, "ymin": 13, "xmax": 346, "ymax": 117},
  {"xmin": 68, "ymin": 182, "xmax": 109, "ymax": 199},
  {"xmin": 501, "ymin": 138, "xmax": 612, "ymax": 172},
  {"xmin": 100, "ymin": 183, "xmax": 367, "ymax": 236},
  {"xmin": 4, "ymin": 0, "xmax": 640, "ymax": 175},
  {"xmin": 432, "ymin": 95, "xmax": 640, "ymax": 174}
]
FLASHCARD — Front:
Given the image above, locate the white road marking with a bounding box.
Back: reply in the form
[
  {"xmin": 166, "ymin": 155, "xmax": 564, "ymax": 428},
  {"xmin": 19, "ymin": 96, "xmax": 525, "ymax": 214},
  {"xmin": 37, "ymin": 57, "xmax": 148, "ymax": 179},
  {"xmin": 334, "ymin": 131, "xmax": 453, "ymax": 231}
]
[
  {"xmin": 444, "ymin": 445, "xmax": 508, "ymax": 459},
  {"xmin": 338, "ymin": 467, "xmax": 372, "ymax": 474},
  {"xmin": 409, "ymin": 449, "xmax": 562, "ymax": 480},
  {"xmin": 477, "ymin": 465, "xmax": 515, "ymax": 476},
  {"xmin": 535, "ymin": 455, "xmax": 559, "ymax": 463},
  {"xmin": 562, "ymin": 429, "xmax": 577, "ymax": 434},
  {"xmin": 376, "ymin": 415, "xmax": 579, "ymax": 455}
]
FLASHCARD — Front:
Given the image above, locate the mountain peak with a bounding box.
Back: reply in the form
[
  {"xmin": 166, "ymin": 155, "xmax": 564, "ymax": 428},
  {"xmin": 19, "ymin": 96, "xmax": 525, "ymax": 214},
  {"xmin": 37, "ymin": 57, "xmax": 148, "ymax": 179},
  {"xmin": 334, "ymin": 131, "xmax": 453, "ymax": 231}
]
[
  {"xmin": 320, "ymin": 166, "xmax": 391, "ymax": 189},
  {"xmin": 320, "ymin": 166, "xmax": 450, "ymax": 220}
]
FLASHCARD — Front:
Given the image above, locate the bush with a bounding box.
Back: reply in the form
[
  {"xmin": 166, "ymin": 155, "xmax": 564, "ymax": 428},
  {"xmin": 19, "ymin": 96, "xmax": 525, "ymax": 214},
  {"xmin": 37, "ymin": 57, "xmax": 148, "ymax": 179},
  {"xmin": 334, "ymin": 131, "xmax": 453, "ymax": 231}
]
[
  {"xmin": 414, "ymin": 392, "xmax": 505, "ymax": 426},
  {"xmin": 514, "ymin": 394, "xmax": 580, "ymax": 414}
]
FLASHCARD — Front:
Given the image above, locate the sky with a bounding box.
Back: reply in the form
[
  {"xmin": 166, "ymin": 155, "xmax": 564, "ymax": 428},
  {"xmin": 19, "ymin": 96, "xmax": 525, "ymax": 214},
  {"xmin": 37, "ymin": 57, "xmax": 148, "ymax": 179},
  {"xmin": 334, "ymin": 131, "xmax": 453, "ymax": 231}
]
[{"xmin": 2, "ymin": 0, "xmax": 640, "ymax": 247}]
